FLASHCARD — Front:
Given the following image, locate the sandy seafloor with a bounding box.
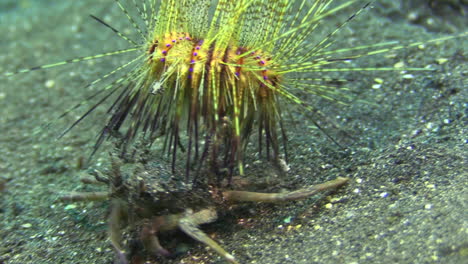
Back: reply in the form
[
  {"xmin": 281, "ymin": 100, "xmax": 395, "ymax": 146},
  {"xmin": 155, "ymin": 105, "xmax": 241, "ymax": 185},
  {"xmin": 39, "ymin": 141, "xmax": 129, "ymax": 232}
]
[{"xmin": 0, "ymin": 1, "xmax": 466, "ymax": 264}]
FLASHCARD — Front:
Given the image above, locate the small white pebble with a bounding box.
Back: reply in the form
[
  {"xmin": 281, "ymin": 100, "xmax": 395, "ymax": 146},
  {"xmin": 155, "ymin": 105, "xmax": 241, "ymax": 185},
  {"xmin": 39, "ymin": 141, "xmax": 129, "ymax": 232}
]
[
  {"xmin": 374, "ymin": 78, "xmax": 384, "ymax": 84},
  {"xmin": 425, "ymin": 204, "xmax": 433, "ymax": 210},
  {"xmin": 427, "ymin": 18, "xmax": 435, "ymax": 25},
  {"xmin": 402, "ymin": 74, "xmax": 414, "ymax": 79},
  {"xmin": 412, "ymin": 129, "xmax": 422, "ymax": 136},
  {"xmin": 426, "ymin": 122, "xmax": 435, "ymax": 129},
  {"xmin": 380, "ymin": 192, "xmax": 388, "ymax": 198},
  {"xmin": 64, "ymin": 204, "xmax": 77, "ymax": 210},
  {"xmin": 436, "ymin": 58, "xmax": 448, "ymax": 65},
  {"xmin": 63, "ymin": 146, "xmax": 73, "ymax": 151},
  {"xmin": 45, "ymin": 79, "xmax": 55, "ymax": 88},
  {"xmin": 394, "ymin": 61, "xmax": 405, "ymax": 68},
  {"xmin": 407, "ymin": 12, "xmax": 418, "ymax": 22}
]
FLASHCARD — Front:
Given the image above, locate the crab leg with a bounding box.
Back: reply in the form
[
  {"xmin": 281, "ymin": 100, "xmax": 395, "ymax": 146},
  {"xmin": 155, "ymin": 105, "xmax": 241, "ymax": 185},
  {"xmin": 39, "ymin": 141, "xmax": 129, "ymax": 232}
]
[
  {"xmin": 222, "ymin": 177, "xmax": 349, "ymax": 203},
  {"xmin": 59, "ymin": 171, "xmax": 110, "ymax": 202},
  {"xmin": 178, "ymin": 208, "xmax": 239, "ymax": 264},
  {"xmin": 109, "ymin": 200, "xmax": 129, "ymax": 263},
  {"xmin": 59, "ymin": 191, "xmax": 109, "ymax": 202}
]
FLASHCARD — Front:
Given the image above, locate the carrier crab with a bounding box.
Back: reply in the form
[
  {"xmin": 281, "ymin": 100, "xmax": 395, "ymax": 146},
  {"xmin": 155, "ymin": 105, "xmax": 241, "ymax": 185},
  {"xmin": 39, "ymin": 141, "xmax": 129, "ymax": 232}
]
[{"xmin": 60, "ymin": 151, "xmax": 348, "ymax": 264}]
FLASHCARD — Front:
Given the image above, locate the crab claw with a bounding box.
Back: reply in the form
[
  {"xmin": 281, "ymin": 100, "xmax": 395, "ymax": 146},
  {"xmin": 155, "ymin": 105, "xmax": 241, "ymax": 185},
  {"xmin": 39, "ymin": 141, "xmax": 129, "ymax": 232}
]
[
  {"xmin": 140, "ymin": 221, "xmax": 171, "ymax": 256},
  {"xmin": 178, "ymin": 208, "xmax": 240, "ymax": 264}
]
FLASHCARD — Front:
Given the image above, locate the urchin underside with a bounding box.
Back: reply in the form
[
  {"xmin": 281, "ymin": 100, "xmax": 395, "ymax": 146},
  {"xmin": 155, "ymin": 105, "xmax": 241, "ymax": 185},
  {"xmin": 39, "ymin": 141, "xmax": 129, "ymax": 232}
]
[{"xmin": 103, "ymin": 31, "xmax": 286, "ymax": 181}]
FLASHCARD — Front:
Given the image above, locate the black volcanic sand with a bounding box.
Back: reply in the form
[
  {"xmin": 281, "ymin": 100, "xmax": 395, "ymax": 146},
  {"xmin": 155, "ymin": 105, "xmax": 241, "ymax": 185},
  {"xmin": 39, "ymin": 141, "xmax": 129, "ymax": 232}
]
[{"xmin": 0, "ymin": 1, "xmax": 466, "ymax": 263}]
